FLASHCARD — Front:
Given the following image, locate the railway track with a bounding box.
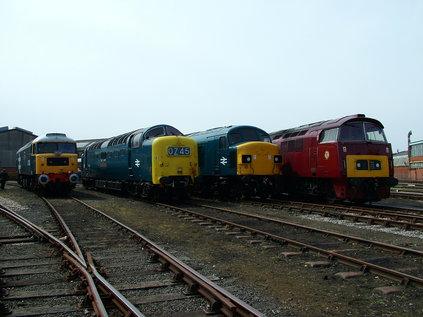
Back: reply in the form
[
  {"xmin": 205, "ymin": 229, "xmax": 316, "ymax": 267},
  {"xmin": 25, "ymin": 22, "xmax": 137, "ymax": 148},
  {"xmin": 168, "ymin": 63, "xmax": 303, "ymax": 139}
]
[
  {"xmin": 248, "ymin": 199, "xmax": 423, "ymax": 231},
  {"xmin": 392, "ymin": 182, "xmax": 423, "ymax": 200},
  {"xmin": 0, "ymin": 203, "xmax": 105, "ymax": 316},
  {"xmin": 391, "ymin": 191, "xmax": 423, "ymax": 201},
  {"xmin": 157, "ymin": 200, "xmax": 423, "ymax": 292},
  {"xmin": 1, "ymin": 197, "xmax": 264, "ymax": 316}
]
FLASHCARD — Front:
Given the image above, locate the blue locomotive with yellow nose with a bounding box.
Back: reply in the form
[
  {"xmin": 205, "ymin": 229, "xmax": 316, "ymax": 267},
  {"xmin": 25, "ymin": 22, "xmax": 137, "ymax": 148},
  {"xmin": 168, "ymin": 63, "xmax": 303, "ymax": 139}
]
[
  {"xmin": 81, "ymin": 124, "xmax": 198, "ymax": 200},
  {"xmin": 16, "ymin": 133, "xmax": 79, "ymax": 193},
  {"xmin": 188, "ymin": 125, "xmax": 282, "ymax": 199}
]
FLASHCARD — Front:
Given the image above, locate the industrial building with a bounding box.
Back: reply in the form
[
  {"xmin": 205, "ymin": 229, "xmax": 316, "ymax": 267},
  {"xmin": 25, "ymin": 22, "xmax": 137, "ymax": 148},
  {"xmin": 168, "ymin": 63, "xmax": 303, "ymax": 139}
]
[
  {"xmin": 393, "ymin": 138, "xmax": 423, "ymax": 182},
  {"xmin": 0, "ymin": 126, "xmax": 38, "ymax": 179}
]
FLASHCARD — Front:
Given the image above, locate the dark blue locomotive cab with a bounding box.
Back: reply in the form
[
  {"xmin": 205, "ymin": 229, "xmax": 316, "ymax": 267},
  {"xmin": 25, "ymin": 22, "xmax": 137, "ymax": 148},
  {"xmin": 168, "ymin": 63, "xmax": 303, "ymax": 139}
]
[
  {"xmin": 187, "ymin": 125, "xmax": 282, "ymax": 199},
  {"xmin": 81, "ymin": 125, "xmax": 198, "ymax": 200}
]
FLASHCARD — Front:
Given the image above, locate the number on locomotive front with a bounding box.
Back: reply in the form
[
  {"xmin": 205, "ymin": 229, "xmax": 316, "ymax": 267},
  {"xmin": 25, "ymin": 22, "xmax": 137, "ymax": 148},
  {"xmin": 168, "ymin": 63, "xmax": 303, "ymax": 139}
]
[{"xmin": 167, "ymin": 147, "xmax": 191, "ymax": 156}]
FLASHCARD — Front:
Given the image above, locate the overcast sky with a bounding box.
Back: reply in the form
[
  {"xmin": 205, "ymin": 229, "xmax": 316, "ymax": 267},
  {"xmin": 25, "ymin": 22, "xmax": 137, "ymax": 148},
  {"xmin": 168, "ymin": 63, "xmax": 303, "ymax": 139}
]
[{"xmin": 1, "ymin": 1, "xmax": 422, "ymax": 152}]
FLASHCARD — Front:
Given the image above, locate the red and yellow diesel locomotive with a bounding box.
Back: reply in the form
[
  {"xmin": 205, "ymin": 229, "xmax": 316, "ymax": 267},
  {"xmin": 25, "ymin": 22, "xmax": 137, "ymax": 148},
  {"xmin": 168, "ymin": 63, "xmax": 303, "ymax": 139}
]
[{"xmin": 270, "ymin": 114, "xmax": 398, "ymax": 202}]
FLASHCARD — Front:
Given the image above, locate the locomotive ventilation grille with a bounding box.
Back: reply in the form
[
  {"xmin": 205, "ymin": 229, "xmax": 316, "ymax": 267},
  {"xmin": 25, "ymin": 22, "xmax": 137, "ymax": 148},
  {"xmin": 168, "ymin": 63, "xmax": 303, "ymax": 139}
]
[{"xmin": 47, "ymin": 158, "xmax": 69, "ymax": 166}]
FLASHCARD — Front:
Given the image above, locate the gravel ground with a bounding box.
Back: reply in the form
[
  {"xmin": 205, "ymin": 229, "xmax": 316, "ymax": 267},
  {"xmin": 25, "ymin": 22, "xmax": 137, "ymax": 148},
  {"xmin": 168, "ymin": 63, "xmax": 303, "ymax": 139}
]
[{"xmin": 1, "ymin": 183, "xmax": 423, "ymax": 316}]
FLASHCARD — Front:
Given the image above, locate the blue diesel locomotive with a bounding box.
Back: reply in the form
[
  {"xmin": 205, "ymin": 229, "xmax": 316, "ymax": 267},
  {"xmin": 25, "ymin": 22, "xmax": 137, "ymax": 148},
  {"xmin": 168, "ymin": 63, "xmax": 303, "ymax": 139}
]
[
  {"xmin": 81, "ymin": 124, "xmax": 198, "ymax": 200},
  {"xmin": 187, "ymin": 125, "xmax": 282, "ymax": 199}
]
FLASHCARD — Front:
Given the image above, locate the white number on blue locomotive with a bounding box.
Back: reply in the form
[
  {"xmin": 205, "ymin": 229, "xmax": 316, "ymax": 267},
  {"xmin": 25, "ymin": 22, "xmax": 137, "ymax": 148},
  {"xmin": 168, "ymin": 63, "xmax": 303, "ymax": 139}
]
[{"xmin": 168, "ymin": 147, "xmax": 191, "ymax": 156}]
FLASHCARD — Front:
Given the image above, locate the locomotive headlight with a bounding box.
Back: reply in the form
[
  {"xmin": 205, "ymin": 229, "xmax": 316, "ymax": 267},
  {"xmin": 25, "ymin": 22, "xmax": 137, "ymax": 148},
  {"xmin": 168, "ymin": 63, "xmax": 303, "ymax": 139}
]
[
  {"xmin": 356, "ymin": 160, "xmax": 368, "ymax": 170},
  {"xmin": 69, "ymin": 174, "xmax": 79, "ymax": 183},
  {"xmin": 242, "ymin": 155, "xmax": 252, "ymax": 163},
  {"xmin": 38, "ymin": 174, "xmax": 49, "ymax": 185},
  {"xmin": 370, "ymin": 160, "xmax": 381, "ymax": 170},
  {"xmin": 274, "ymin": 155, "xmax": 282, "ymax": 163}
]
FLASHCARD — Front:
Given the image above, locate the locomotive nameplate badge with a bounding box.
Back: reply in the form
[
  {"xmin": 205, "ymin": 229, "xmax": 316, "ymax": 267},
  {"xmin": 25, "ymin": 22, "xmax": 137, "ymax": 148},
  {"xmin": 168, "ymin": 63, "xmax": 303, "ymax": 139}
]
[{"xmin": 324, "ymin": 151, "xmax": 330, "ymax": 160}]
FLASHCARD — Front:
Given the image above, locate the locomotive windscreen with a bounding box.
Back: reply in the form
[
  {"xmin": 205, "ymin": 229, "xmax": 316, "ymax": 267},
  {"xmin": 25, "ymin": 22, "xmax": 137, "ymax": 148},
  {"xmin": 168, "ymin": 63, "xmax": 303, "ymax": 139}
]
[
  {"xmin": 228, "ymin": 127, "xmax": 271, "ymax": 146},
  {"xmin": 35, "ymin": 142, "xmax": 77, "ymax": 154},
  {"xmin": 339, "ymin": 121, "xmax": 387, "ymax": 143}
]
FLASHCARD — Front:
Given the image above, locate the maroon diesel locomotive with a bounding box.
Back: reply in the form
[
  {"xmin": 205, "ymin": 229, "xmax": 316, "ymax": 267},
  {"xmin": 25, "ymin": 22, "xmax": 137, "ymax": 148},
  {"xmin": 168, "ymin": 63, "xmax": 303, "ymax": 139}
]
[{"xmin": 270, "ymin": 114, "xmax": 398, "ymax": 202}]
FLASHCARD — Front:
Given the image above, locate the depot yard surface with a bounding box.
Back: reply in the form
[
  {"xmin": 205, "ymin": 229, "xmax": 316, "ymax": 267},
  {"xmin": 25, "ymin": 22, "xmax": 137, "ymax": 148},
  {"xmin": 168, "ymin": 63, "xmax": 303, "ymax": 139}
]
[{"xmin": 1, "ymin": 184, "xmax": 423, "ymax": 317}]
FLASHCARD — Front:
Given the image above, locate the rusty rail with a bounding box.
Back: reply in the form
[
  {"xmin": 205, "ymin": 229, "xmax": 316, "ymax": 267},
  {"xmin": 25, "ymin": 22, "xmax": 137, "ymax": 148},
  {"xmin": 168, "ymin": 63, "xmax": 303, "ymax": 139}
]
[
  {"xmin": 73, "ymin": 197, "xmax": 265, "ymax": 317},
  {"xmin": 0, "ymin": 203, "xmax": 108, "ymax": 316},
  {"xmin": 159, "ymin": 202, "xmax": 423, "ymax": 288},
  {"xmin": 41, "ymin": 198, "xmax": 145, "ymax": 317},
  {"xmin": 253, "ymin": 200, "xmax": 423, "ymax": 231},
  {"xmin": 197, "ymin": 203, "xmax": 423, "ymax": 257}
]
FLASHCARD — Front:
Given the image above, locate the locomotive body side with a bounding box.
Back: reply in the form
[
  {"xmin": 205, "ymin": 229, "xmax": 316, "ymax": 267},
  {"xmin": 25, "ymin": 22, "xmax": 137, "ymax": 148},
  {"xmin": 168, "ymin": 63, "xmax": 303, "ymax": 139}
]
[
  {"xmin": 16, "ymin": 133, "xmax": 79, "ymax": 193},
  {"xmin": 81, "ymin": 125, "xmax": 198, "ymax": 200},
  {"xmin": 272, "ymin": 114, "xmax": 397, "ymax": 202},
  {"xmin": 189, "ymin": 125, "xmax": 282, "ymax": 199}
]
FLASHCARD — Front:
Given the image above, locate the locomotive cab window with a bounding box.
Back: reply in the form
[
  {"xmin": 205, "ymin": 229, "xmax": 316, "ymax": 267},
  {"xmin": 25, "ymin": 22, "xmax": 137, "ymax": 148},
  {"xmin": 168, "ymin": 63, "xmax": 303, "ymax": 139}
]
[
  {"xmin": 339, "ymin": 122, "xmax": 365, "ymax": 141},
  {"xmin": 35, "ymin": 142, "xmax": 77, "ymax": 154},
  {"xmin": 144, "ymin": 127, "xmax": 165, "ymax": 140},
  {"xmin": 165, "ymin": 126, "xmax": 183, "ymax": 136},
  {"xmin": 364, "ymin": 122, "xmax": 387, "ymax": 143},
  {"xmin": 228, "ymin": 127, "xmax": 270, "ymax": 146},
  {"xmin": 319, "ymin": 128, "xmax": 339, "ymax": 143},
  {"xmin": 131, "ymin": 133, "xmax": 142, "ymax": 148},
  {"xmin": 339, "ymin": 121, "xmax": 387, "ymax": 143}
]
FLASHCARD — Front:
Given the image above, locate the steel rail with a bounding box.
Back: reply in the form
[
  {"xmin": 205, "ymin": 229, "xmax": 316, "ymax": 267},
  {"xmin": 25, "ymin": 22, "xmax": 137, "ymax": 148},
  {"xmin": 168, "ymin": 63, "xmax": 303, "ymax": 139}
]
[
  {"xmin": 301, "ymin": 201, "xmax": 423, "ymax": 221},
  {"xmin": 41, "ymin": 198, "xmax": 145, "ymax": 317},
  {"xmin": 0, "ymin": 204, "xmax": 108, "ymax": 316},
  {"xmin": 63, "ymin": 252, "xmax": 109, "ymax": 317},
  {"xmin": 254, "ymin": 200, "xmax": 423, "ymax": 231},
  {"xmin": 392, "ymin": 192, "xmax": 423, "ymax": 201},
  {"xmin": 73, "ymin": 197, "xmax": 265, "ymax": 317},
  {"xmin": 41, "ymin": 196, "xmax": 87, "ymax": 266},
  {"xmin": 301, "ymin": 201, "xmax": 423, "ymax": 220},
  {"xmin": 196, "ymin": 203, "xmax": 423, "ymax": 257},
  {"xmin": 290, "ymin": 206, "xmax": 423, "ymax": 230},
  {"xmin": 158, "ymin": 202, "xmax": 423, "ymax": 288},
  {"xmin": 86, "ymin": 253, "xmax": 146, "ymax": 317}
]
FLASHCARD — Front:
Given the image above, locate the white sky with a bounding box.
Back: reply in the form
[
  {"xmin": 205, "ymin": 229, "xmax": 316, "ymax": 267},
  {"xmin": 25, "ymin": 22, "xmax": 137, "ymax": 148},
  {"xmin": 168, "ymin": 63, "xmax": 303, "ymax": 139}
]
[{"xmin": 1, "ymin": 1, "xmax": 422, "ymax": 152}]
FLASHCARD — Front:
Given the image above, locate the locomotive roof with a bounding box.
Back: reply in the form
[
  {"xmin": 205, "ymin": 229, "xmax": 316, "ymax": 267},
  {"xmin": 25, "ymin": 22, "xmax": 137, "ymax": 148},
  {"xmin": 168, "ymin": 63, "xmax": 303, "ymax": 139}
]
[
  {"xmin": 188, "ymin": 125, "xmax": 268, "ymax": 138},
  {"xmin": 270, "ymin": 114, "xmax": 384, "ymax": 140},
  {"xmin": 17, "ymin": 133, "xmax": 76, "ymax": 153},
  {"xmin": 85, "ymin": 124, "xmax": 183, "ymax": 150},
  {"xmin": 33, "ymin": 133, "xmax": 76, "ymax": 143}
]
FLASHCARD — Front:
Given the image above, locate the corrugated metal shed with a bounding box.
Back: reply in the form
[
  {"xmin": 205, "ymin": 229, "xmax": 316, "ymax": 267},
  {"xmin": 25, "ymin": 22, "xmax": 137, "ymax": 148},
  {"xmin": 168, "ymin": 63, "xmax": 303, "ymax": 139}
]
[
  {"xmin": 393, "ymin": 151, "xmax": 409, "ymax": 167},
  {"xmin": 0, "ymin": 126, "xmax": 37, "ymax": 169}
]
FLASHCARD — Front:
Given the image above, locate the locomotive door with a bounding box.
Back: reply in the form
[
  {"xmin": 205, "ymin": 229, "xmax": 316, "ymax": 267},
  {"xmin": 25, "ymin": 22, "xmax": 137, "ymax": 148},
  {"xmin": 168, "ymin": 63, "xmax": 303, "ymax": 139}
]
[
  {"xmin": 309, "ymin": 139, "xmax": 318, "ymax": 177},
  {"xmin": 128, "ymin": 148, "xmax": 133, "ymax": 178},
  {"xmin": 211, "ymin": 138, "xmax": 220, "ymax": 175},
  {"xmin": 214, "ymin": 136, "xmax": 230, "ymax": 175}
]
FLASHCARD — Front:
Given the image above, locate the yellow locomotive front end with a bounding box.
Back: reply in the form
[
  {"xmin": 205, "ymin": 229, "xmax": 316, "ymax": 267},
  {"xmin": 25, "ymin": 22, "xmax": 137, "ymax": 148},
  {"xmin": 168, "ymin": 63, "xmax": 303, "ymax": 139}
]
[
  {"xmin": 17, "ymin": 133, "xmax": 79, "ymax": 193},
  {"xmin": 35, "ymin": 152, "xmax": 79, "ymax": 185},
  {"xmin": 236, "ymin": 142, "xmax": 282, "ymax": 176},
  {"xmin": 346, "ymin": 155, "xmax": 390, "ymax": 178},
  {"xmin": 151, "ymin": 136, "xmax": 198, "ymax": 186}
]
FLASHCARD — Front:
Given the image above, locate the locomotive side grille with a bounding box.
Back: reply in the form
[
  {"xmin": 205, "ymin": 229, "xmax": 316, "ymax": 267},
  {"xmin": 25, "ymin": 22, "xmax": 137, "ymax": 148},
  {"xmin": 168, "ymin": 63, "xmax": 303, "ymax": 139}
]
[{"xmin": 47, "ymin": 158, "xmax": 69, "ymax": 166}]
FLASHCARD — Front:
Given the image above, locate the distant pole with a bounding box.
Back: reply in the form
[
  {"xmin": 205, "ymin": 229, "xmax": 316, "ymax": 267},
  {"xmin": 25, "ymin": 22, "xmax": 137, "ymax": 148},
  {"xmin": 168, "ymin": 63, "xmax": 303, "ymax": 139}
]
[{"xmin": 408, "ymin": 131, "xmax": 412, "ymax": 168}]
